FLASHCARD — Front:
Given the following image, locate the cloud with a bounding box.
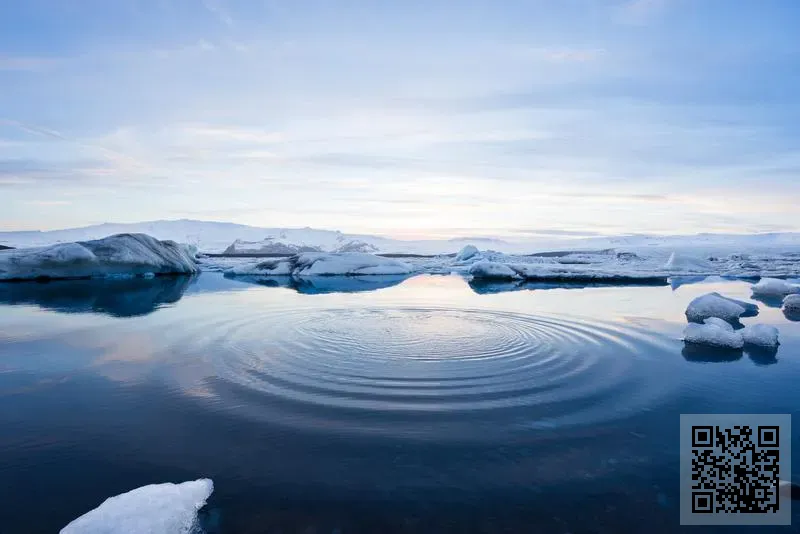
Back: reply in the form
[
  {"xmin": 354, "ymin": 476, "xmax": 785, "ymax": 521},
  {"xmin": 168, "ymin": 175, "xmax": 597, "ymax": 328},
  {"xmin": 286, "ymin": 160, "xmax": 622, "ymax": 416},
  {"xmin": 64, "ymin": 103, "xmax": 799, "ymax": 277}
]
[{"xmin": 201, "ymin": 0, "xmax": 234, "ymax": 27}]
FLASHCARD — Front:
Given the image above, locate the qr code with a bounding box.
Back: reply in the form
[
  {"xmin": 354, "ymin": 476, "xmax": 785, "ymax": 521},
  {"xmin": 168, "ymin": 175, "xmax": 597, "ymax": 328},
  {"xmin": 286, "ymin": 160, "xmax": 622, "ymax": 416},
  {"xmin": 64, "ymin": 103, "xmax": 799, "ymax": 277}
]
[{"xmin": 681, "ymin": 414, "xmax": 791, "ymax": 526}]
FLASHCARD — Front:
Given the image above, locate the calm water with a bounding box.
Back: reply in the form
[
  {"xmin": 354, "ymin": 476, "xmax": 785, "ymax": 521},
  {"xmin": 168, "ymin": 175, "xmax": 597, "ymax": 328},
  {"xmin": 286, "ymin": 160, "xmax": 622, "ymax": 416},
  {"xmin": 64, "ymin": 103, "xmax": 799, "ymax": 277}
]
[{"xmin": 1, "ymin": 273, "xmax": 799, "ymax": 533}]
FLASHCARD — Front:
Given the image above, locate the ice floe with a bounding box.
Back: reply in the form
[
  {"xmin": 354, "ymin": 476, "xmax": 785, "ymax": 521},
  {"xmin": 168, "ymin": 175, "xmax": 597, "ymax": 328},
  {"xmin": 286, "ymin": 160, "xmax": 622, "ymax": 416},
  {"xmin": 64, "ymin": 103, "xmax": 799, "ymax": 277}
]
[
  {"xmin": 0, "ymin": 234, "xmax": 198, "ymax": 281},
  {"xmin": 227, "ymin": 252, "xmax": 413, "ymax": 277},
  {"xmin": 683, "ymin": 322, "xmax": 744, "ymax": 349},
  {"xmin": 784, "ymin": 294, "xmax": 800, "ymax": 313},
  {"xmin": 685, "ymin": 292, "xmax": 759, "ymax": 323},
  {"xmin": 751, "ymin": 277, "xmax": 800, "ymax": 297},
  {"xmin": 60, "ymin": 478, "xmax": 213, "ymax": 534},
  {"xmin": 741, "ymin": 324, "xmax": 780, "ymax": 348}
]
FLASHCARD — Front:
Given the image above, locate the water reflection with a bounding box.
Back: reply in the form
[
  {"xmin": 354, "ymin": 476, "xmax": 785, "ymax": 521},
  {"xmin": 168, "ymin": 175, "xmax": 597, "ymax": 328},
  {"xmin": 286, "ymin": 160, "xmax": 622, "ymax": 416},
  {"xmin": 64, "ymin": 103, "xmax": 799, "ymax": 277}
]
[
  {"xmin": 752, "ymin": 294, "xmax": 787, "ymax": 309},
  {"xmin": 681, "ymin": 343, "xmax": 779, "ymax": 366},
  {"xmin": 0, "ymin": 275, "xmax": 194, "ymax": 317},
  {"xmin": 468, "ymin": 278, "xmax": 668, "ymax": 295},
  {"xmin": 225, "ymin": 274, "xmax": 411, "ymax": 294}
]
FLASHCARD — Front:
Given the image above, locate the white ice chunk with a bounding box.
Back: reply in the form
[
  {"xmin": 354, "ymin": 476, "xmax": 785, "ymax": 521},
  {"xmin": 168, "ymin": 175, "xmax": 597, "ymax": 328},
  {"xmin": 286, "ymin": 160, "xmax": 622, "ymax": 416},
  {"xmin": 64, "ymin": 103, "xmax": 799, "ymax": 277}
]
[
  {"xmin": 225, "ymin": 252, "xmax": 413, "ymax": 276},
  {"xmin": 683, "ymin": 323, "xmax": 744, "ymax": 349},
  {"xmin": 0, "ymin": 234, "xmax": 198, "ymax": 281},
  {"xmin": 784, "ymin": 294, "xmax": 800, "ymax": 313},
  {"xmin": 664, "ymin": 252, "xmax": 712, "ymax": 272},
  {"xmin": 703, "ymin": 317, "xmax": 735, "ymax": 332},
  {"xmin": 454, "ymin": 245, "xmax": 480, "ymax": 262},
  {"xmin": 468, "ymin": 261, "xmax": 521, "ymax": 280},
  {"xmin": 61, "ymin": 478, "xmax": 213, "ymax": 534},
  {"xmin": 741, "ymin": 324, "xmax": 780, "ymax": 348},
  {"xmin": 751, "ymin": 277, "xmax": 800, "ymax": 297},
  {"xmin": 685, "ymin": 292, "xmax": 755, "ymax": 323}
]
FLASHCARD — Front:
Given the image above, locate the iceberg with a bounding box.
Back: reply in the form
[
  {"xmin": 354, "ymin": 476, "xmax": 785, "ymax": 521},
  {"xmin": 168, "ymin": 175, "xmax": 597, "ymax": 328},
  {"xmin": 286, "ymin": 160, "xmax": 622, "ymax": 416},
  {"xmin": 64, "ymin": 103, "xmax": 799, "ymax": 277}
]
[
  {"xmin": 454, "ymin": 244, "xmax": 480, "ymax": 262},
  {"xmin": 741, "ymin": 324, "xmax": 780, "ymax": 348},
  {"xmin": 663, "ymin": 252, "xmax": 713, "ymax": 272},
  {"xmin": 61, "ymin": 478, "xmax": 213, "ymax": 534},
  {"xmin": 226, "ymin": 252, "xmax": 413, "ymax": 277},
  {"xmin": 683, "ymin": 322, "xmax": 744, "ymax": 349},
  {"xmin": 751, "ymin": 277, "xmax": 800, "ymax": 297},
  {"xmin": 685, "ymin": 292, "xmax": 758, "ymax": 323},
  {"xmin": 468, "ymin": 261, "xmax": 521, "ymax": 280},
  {"xmin": 0, "ymin": 234, "xmax": 198, "ymax": 281}
]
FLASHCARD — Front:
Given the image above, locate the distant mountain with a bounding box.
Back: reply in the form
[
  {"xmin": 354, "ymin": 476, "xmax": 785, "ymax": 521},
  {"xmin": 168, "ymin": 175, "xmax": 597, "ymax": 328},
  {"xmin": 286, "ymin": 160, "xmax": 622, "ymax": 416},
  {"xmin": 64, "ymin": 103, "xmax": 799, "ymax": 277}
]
[{"xmin": 1, "ymin": 219, "xmax": 799, "ymax": 255}]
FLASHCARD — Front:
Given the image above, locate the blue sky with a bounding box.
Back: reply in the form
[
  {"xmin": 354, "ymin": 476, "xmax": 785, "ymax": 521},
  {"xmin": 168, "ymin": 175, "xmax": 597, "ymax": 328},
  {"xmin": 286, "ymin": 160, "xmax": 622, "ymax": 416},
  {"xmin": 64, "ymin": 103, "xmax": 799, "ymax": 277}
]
[{"xmin": 1, "ymin": 0, "xmax": 799, "ymax": 239}]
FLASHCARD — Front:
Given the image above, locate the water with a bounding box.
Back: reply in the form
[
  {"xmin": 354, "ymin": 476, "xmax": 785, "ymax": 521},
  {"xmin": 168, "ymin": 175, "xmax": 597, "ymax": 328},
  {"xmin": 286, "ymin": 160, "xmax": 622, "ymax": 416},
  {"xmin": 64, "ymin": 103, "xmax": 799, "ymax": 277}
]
[{"xmin": 1, "ymin": 273, "xmax": 799, "ymax": 533}]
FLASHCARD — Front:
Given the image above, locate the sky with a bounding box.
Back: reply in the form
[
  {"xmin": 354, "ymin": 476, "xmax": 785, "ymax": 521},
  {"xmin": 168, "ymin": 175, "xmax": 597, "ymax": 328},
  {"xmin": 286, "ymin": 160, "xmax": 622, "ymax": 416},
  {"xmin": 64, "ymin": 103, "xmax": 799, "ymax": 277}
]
[{"xmin": 1, "ymin": 0, "xmax": 799, "ymax": 240}]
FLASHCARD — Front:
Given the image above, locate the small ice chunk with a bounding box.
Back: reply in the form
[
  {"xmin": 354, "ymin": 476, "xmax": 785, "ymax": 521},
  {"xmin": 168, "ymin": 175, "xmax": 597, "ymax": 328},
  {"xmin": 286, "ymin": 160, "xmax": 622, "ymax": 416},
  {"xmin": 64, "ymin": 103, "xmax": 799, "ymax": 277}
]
[
  {"xmin": 683, "ymin": 323, "xmax": 744, "ymax": 349},
  {"xmin": 468, "ymin": 261, "xmax": 520, "ymax": 280},
  {"xmin": 751, "ymin": 277, "xmax": 800, "ymax": 297},
  {"xmin": 685, "ymin": 292, "xmax": 755, "ymax": 323},
  {"xmin": 61, "ymin": 478, "xmax": 213, "ymax": 534},
  {"xmin": 455, "ymin": 245, "xmax": 480, "ymax": 262},
  {"xmin": 784, "ymin": 294, "xmax": 800, "ymax": 313},
  {"xmin": 664, "ymin": 252, "xmax": 712, "ymax": 272},
  {"xmin": 741, "ymin": 324, "xmax": 780, "ymax": 348},
  {"xmin": 703, "ymin": 317, "xmax": 734, "ymax": 332}
]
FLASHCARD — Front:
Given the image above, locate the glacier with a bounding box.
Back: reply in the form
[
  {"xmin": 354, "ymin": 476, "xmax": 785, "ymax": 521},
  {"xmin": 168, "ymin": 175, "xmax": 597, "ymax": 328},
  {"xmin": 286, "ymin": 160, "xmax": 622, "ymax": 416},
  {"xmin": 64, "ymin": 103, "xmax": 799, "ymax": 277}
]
[
  {"xmin": 60, "ymin": 479, "xmax": 213, "ymax": 534},
  {"xmin": 0, "ymin": 234, "xmax": 198, "ymax": 281}
]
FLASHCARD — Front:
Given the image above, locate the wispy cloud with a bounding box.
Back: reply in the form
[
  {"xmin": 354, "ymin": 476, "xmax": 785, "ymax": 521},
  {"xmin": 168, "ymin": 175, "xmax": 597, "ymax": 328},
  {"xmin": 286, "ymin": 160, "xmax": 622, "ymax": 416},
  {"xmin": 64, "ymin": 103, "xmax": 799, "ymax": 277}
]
[{"xmin": 201, "ymin": 0, "xmax": 234, "ymax": 27}]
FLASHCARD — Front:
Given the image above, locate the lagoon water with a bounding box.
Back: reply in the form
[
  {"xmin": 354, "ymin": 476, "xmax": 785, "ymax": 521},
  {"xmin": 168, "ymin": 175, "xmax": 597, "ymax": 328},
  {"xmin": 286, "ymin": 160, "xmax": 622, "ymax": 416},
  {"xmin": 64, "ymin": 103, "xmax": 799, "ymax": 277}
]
[{"xmin": 1, "ymin": 273, "xmax": 799, "ymax": 533}]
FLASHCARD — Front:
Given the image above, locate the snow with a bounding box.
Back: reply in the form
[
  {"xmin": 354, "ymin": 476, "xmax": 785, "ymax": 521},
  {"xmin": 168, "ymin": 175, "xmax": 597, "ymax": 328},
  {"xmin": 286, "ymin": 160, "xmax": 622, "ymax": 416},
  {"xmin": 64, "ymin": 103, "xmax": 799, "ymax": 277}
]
[
  {"xmin": 751, "ymin": 277, "xmax": 800, "ymax": 297},
  {"xmin": 60, "ymin": 479, "xmax": 213, "ymax": 534},
  {"xmin": 683, "ymin": 322, "xmax": 744, "ymax": 349},
  {"xmin": 685, "ymin": 292, "xmax": 758, "ymax": 323},
  {"xmin": 0, "ymin": 234, "xmax": 198, "ymax": 281},
  {"xmin": 663, "ymin": 252, "xmax": 712, "ymax": 272},
  {"xmin": 741, "ymin": 324, "xmax": 780, "ymax": 348},
  {"xmin": 455, "ymin": 245, "xmax": 480, "ymax": 262},
  {"xmin": 784, "ymin": 294, "xmax": 800, "ymax": 313},
  {"xmin": 226, "ymin": 252, "xmax": 413, "ymax": 277}
]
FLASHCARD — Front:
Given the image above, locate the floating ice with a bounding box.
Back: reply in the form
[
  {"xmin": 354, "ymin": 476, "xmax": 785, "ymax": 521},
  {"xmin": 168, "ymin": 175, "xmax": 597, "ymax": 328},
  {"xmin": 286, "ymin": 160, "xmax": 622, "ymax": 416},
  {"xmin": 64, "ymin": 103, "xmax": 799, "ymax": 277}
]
[
  {"xmin": 227, "ymin": 252, "xmax": 413, "ymax": 277},
  {"xmin": 685, "ymin": 292, "xmax": 758, "ymax": 323},
  {"xmin": 663, "ymin": 252, "xmax": 712, "ymax": 272},
  {"xmin": 0, "ymin": 234, "xmax": 198, "ymax": 281},
  {"xmin": 751, "ymin": 277, "xmax": 800, "ymax": 297},
  {"xmin": 683, "ymin": 322, "xmax": 744, "ymax": 349},
  {"xmin": 703, "ymin": 317, "xmax": 735, "ymax": 332},
  {"xmin": 741, "ymin": 324, "xmax": 780, "ymax": 348},
  {"xmin": 468, "ymin": 261, "xmax": 520, "ymax": 280},
  {"xmin": 454, "ymin": 244, "xmax": 480, "ymax": 262},
  {"xmin": 784, "ymin": 294, "xmax": 800, "ymax": 313},
  {"xmin": 60, "ymin": 478, "xmax": 213, "ymax": 534}
]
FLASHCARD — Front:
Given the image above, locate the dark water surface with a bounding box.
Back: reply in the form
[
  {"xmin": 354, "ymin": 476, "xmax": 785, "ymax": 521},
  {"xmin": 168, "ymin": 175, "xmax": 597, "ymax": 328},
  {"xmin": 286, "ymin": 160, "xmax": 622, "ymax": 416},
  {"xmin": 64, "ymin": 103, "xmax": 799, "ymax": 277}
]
[{"xmin": 1, "ymin": 274, "xmax": 799, "ymax": 533}]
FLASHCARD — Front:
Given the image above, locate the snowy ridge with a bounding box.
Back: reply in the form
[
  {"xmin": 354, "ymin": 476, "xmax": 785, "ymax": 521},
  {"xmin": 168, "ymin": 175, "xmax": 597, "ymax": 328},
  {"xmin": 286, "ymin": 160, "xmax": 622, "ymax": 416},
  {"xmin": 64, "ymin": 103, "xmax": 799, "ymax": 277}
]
[{"xmin": 4, "ymin": 219, "xmax": 800, "ymax": 256}]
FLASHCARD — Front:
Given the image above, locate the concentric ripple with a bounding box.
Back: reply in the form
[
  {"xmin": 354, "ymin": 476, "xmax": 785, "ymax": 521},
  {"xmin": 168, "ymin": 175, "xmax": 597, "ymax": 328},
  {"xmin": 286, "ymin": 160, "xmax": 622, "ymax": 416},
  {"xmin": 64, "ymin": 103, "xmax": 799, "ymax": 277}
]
[{"xmin": 165, "ymin": 306, "xmax": 678, "ymax": 440}]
